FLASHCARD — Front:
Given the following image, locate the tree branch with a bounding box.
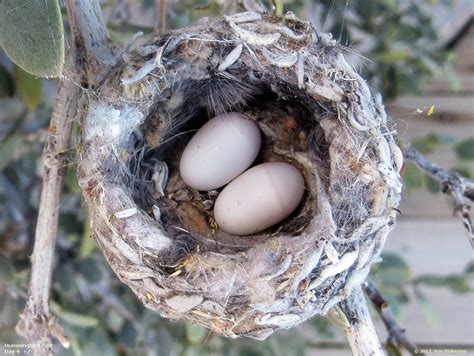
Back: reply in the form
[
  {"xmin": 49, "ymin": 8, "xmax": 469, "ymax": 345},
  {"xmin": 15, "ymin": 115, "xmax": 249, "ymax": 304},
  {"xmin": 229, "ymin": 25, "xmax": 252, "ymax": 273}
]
[
  {"xmin": 338, "ymin": 287, "xmax": 384, "ymax": 356},
  {"xmin": 65, "ymin": 0, "xmax": 115, "ymax": 85},
  {"xmin": 402, "ymin": 143, "xmax": 474, "ymax": 248},
  {"xmin": 239, "ymin": 0, "xmax": 268, "ymax": 13},
  {"xmin": 155, "ymin": 0, "xmax": 167, "ymax": 34},
  {"xmin": 364, "ymin": 279, "xmax": 422, "ymax": 355},
  {"xmin": 16, "ymin": 59, "xmax": 79, "ymax": 352},
  {"xmin": 16, "ymin": 0, "xmax": 113, "ymax": 352}
]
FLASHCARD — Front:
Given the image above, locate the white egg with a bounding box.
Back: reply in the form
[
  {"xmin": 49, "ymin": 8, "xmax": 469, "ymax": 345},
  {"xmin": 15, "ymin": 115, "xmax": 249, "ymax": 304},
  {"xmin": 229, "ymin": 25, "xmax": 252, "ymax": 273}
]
[
  {"xmin": 214, "ymin": 162, "xmax": 305, "ymax": 236},
  {"xmin": 179, "ymin": 112, "xmax": 261, "ymax": 191}
]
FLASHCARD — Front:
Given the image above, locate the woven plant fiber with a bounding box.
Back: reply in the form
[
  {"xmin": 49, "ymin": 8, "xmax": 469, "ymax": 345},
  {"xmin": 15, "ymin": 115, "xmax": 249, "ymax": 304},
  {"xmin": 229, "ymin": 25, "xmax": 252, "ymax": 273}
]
[{"xmin": 78, "ymin": 11, "xmax": 403, "ymax": 340}]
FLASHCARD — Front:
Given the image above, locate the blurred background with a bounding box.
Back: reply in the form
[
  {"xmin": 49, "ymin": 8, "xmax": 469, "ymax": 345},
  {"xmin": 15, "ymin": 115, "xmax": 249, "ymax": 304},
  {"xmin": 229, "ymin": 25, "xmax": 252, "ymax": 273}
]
[{"xmin": 0, "ymin": 0, "xmax": 473, "ymax": 355}]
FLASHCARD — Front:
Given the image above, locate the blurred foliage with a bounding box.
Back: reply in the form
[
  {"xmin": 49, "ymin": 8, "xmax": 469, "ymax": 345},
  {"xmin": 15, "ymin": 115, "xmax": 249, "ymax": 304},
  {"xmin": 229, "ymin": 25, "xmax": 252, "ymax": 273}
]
[
  {"xmin": 371, "ymin": 254, "xmax": 473, "ymax": 326},
  {"xmin": 403, "ymin": 133, "xmax": 474, "ymax": 192},
  {"xmin": 1, "ymin": 0, "xmax": 473, "ymax": 355},
  {"xmin": 455, "ymin": 138, "xmax": 474, "ymax": 161},
  {"xmin": 307, "ymin": 0, "xmax": 452, "ymax": 99},
  {"xmin": 13, "ymin": 66, "xmax": 44, "ymax": 110}
]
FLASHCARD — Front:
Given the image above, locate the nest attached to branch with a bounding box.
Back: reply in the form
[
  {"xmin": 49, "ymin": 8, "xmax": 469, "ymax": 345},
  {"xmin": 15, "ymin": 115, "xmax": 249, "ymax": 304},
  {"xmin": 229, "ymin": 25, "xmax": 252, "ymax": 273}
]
[{"xmin": 77, "ymin": 11, "xmax": 403, "ymax": 340}]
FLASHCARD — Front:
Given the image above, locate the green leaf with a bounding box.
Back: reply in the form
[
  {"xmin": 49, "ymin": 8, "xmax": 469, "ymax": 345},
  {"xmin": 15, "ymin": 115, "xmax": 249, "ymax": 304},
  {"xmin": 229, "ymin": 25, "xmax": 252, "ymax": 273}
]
[
  {"xmin": 386, "ymin": 340, "xmax": 403, "ymax": 356},
  {"xmin": 412, "ymin": 134, "xmax": 439, "ymax": 154},
  {"xmin": 415, "ymin": 275, "xmax": 447, "ymax": 287},
  {"xmin": 436, "ymin": 134, "xmax": 456, "ymax": 145},
  {"xmin": 454, "ymin": 137, "xmax": 474, "ymax": 160},
  {"xmin": 82, "ymin": 328, "xmax": 115, "ymax": 356},
  {"xmin": 69, "ymin": 337, "xmax": 83, "ymax": 356},
  {"xmin": 74, "ymin": 257, "xmax": 102, "ymax": 283},
  {"xmin": 105, "ymin": 309, "xmax": 124, "ymax": 332},
  {"xmin": 80, "ymin": 219, "xmax": 97, "ymax": 257},
  {"xmin": 51, "ymin": 302, "xmax": 99, "ymax": 328},
  {"xmin": 0, "ymin": 293, "xmax": 20, "ymax": 326},
  {"xmin": 403, "ymin": 162, "xmax": 424, "ymax": 191},
  {"xmin": 14, "ymin": 66, "xmax": 43, "ymax": 110},
  {"xmin": 443, "ymin": 61, "xmax": 462, "ymax": 92},
  {"xmin": 464, "ymin": 262, "xmax": 474, "ymax": 275},
  {"xmin": 0, "ymin": 254, "xmax": 14, "ymax": 282},
  {"xmin": 378, "ymin": 285, "xmax": 409, "ymax": 308},
  {"xmin": 269, "ymin": 332, "xmax": 307, "ymax": 356},
  {"xmin": 0, "ymin": 64, "xmax": 14, "ymax": 98},
  {"xmin": 424, "ymin": 175, "xmax": 440, "ymax": 193},
  {"xmin": 453, "ymin": 165, "xmax": 474, "ymax": 180},
  {"xmin": 445, "ymin": 275, "xmax": 471, "ymax": 294},
  {"xmin": 377, "ymin": 253, "xmax": 411, "ymax": 286},
  {"xmin": 238, "ymin": 346, "xmax": 266, "ymax": 356},
  {"xmin": 65, "ymin": 165, "xmax": 81, "ymax": 194},
  {"xmin": 0, "ymin": 0, "xmax": 64, "ymax": 77},
  {"xmin": 156, "ymin": 327, "xmax": 174, "ymax": 356},
  {"xmin": 414, "ymin": 288, "xmax": 438, "ymax": 327},
  {"xmin": 398, "ymin": 72, "xmax": 421, "ymax": 95},
  {"xmin": 119, "ymin": 320, "xmax": 138, "ymax": 348},
  {"xmin": 186, "ymin": 323, "xmax": 207, "ymax": 344},
  {"xmin": 374, "ymin": 49, "xmax": 411, "ymax": 63},
  {"xmin": 312, "ymin": 315, "xmax": 334, "ymax": 338},
  {"xmin": 0, "ymin": 134, "xmax": 23, "ymax": 170},
  {"xmin": 380, "ymin": 253, "xmax": 410, "ymax": 270},
  {"xmin": 60, "ymin": 311, "xmax": 100, "ymax": 328},
  {"xmin": 54, "ymin": 265, "xmax": 77, "ymax": 295},
  {"xmin": 182, "ymin": 348, "xmax": 201, "ymax": 356}
]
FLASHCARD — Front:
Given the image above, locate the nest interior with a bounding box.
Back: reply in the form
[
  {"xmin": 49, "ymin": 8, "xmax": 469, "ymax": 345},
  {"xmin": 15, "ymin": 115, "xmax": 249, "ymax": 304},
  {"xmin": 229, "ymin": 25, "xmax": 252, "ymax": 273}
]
[
  {"xmin": 78, "ymin": 11, "xmax": 403, "ymax": 340},
  {"xmin": 140, "ymin": 83, "xmax": 327, "ymax": 252}
]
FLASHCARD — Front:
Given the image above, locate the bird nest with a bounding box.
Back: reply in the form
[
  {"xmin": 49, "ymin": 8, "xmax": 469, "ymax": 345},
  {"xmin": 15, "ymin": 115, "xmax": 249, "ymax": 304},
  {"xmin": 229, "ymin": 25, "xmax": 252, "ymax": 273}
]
[{"xmin": 77, "ymin": 11, "xmax": 403, "ymax": 340}]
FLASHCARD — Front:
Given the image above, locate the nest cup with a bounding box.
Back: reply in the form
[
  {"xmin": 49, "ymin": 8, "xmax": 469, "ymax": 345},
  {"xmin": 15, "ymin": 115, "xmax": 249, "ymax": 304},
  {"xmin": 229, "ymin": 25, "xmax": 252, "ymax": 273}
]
[{"xmin": 78, "ymin": 11, "xmax": 403, "ymax": 339}]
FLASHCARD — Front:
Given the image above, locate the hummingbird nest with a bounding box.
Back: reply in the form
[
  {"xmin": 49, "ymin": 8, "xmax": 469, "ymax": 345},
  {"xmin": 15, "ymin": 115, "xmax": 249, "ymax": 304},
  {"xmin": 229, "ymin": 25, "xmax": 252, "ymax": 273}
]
[{"xmin": 78, "ymin": 11, "xmax": 403, "ymax": 340}]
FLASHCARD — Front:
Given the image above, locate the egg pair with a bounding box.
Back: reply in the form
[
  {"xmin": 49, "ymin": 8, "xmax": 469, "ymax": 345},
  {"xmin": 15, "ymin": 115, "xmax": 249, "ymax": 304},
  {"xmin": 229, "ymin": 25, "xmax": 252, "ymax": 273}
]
[{"xmin": 179, "ymin": 113, "xmax": 305, "ymax": 236}]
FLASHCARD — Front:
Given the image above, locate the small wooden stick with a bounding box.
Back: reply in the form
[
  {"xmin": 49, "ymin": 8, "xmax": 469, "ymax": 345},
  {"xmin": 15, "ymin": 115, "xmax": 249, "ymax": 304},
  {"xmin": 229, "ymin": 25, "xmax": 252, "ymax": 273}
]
[
  {"xmin": 155, "ymin": 0, "xmax": 167, "ymax": 34},
  {"xmin": 339, "ymin": 286, "xmax": 384, "ymax": 356},
  {"xmin": 364, "ymin": 279, "xmax": 423, "ymax": 355},
  {"xmin": 16, "ymin": 0, "xmax": 114, "ymax": 352},
  {"xmin": 403, "ymin": 143, "xmax": 474, "ymax": 248}
]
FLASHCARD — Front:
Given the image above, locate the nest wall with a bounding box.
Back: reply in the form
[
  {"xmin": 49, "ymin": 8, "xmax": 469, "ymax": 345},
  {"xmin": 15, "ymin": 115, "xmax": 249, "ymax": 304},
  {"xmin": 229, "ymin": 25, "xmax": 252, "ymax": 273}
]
[{"xmin": 77, "ymin": 11, "xmax": 403, "ymax": 339}]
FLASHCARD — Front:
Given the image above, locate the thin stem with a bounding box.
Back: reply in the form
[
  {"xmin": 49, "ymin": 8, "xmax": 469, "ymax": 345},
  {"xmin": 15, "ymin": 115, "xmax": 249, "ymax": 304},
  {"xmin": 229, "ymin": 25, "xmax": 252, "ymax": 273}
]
[
  {"xmin": 240, "ymin": 0, "xmax": 268, "ymax": 13},
  {"xmin": 65, "ymin": 0, "xmax": 115, "ymax": 85},
  {"xmin": 364, "ymin": 280, "xmax": 422, "ymax": 355},
  {"xmin": 16, "ymin": 60, "xmax": 79, "ymax": 352},
  {"xmin": 155, "ymin": 0, "xmax": 167, "ymax": 34},
  {"xmin": 403, "ymin": 143, "xmax": 474, "ymax": 248},
  {"xmin": 339, "ymin": 286, "xmax": 384, "ymax": 356},
  {"xmin": 16, "ymin": 0, "xmax": 114, "ymax": 351},
  {"xmin": 273, "ymin": 0, "xmax": 284, "ymax": 15}
]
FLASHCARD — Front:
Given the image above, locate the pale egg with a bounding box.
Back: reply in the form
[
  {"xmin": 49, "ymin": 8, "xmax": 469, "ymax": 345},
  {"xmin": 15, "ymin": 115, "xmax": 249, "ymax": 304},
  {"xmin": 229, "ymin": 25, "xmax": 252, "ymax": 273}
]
[
  {"xmin": 214, "ymin": 162, "xmax": 305, "ymax": 235},
  {"xmin": 179, "ymin": 112, "xmax": 261, "ymax": 191}
]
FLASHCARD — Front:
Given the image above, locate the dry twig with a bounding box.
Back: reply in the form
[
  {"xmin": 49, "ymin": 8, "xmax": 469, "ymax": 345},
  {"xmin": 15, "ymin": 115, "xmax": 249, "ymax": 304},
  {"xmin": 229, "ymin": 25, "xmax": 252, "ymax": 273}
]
[
  {"xmin": 363, "ymin": 279, "xmax": 422, "ymax": 355},
  {"xmin": 403, "ymin": 143, "xmax": 474, "ymax": 248},
  {"xmin": 16, "ymin": 0, "xmax": 114, "ymax": 352},
  {"xmin": 239, "ymin": 0, "xmax": 268, "ymax": 13},
  {"xmin": 15, "ymin": 59, "xmax": 79, "ymax": 351},
  {"xmin": 339, "ymin": 287, "xmax": 384, "ymax": 356},
  {"xmin": 155, "ymin": 0, "xmax": 167, "ymax": 33}
]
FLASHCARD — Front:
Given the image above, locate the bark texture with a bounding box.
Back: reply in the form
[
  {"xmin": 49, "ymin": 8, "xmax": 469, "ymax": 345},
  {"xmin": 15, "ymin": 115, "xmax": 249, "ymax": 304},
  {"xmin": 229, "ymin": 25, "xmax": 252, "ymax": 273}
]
[
  {"xmin": 340, "ymin": 287, "xmax": 384, "ymax": 356},
  {"xmin": 16, "ymin": 0, "xmax": 114, "ymax": 352},
  {"xmin": 403, "ymin": 143, "xmax": 474, "ymax": 248},
  {"xmin": 16, "ymin": 70, "xmax": 79, "ymax": 350}
]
